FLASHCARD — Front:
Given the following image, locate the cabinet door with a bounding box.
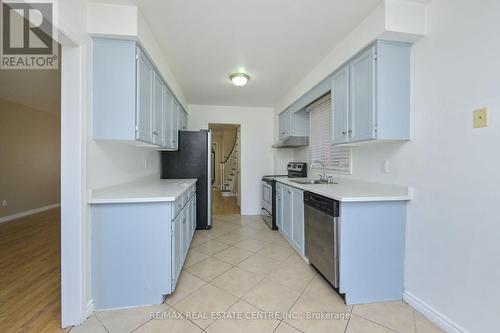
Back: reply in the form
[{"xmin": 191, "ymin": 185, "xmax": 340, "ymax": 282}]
[
  {"xmin": 291, "ymin": 189, "xmax": 304, "ymax": 254},
  {"xmin": 275, "ymin": 184, "xmax": 283, "ymax": 229},
  {"xmin": 172, "ymin": 213, "xmax": 182, "ymax": 287},
  {"xmin": 170, "ymin": 101, "xmax": 180, "ymax": 149},
  {"xmin": 282, "ymin": 186, "xmax": 293, "ymax": 239},
  {"xmin": 152, "ymin": 73, "xmax": 165, "ymax": 146},
  {"xmin": 191, "ymin": 197, "xmax": 197, "ymax": 236},
  {"xmin": 349, "ymin": 46, "xmax": 376, "ymax": 142},
  {"xmin": 136, "ymin": 49, "xmax": 153, "ymax": 143},
  {"xmin": 332, "ymin": 66, "xmax": 350, "ymax": 145},
  {"xmin": 162, "ymin": 87, "xmax": 173, "ymax": 148},
  {"xmin": 182, "ymin": 207, "xmax": 189, "ymax": 261},
  {"xmin": 278, "ymin": 110, "xmax": 291, "ymax": 140}
]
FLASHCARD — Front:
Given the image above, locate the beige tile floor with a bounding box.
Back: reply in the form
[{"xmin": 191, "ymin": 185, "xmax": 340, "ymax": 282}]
[{"xmin": 71, "ymin": 215, "xmax": 444, "ymax": 333}]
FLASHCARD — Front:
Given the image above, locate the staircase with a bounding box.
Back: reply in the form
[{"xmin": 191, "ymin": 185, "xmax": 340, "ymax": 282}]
[{"xmin": 220, "ymin": 131, "xmax": 239, "ymax": 197}]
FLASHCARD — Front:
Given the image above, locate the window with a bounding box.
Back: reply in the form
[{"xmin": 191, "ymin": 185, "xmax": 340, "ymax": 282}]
[{"xmin": 307, "ymin": 94, "xmax": 352, "ymax": 175}]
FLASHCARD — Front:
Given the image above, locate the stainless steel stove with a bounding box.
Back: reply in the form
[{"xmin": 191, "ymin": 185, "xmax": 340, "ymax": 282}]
[{"xmin": 261, "ymin": 162, "xmax": 307, "ymax": 229}]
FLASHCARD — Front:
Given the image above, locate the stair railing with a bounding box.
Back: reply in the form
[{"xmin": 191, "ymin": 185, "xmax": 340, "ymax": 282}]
[{"xmin": 220, "ymin": 133, "xmax": 238, "ymax": 192}]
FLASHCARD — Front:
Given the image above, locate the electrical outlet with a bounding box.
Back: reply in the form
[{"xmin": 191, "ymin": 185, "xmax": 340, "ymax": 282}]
[
  {"xmin": 473, "ymin": 107, "xmax": 488, "ymax": 128},
  {"xmin": 1, "ymin": 200, "xmax": 7, "ymax": 207}
]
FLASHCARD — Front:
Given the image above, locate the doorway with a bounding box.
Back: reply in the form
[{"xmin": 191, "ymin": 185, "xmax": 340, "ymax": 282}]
[
  {"xmin": 0, "ymin": 47, "xmax": 64, "ymax": 331},
  {"xmin": 209, "ymin": 124, "xmax": 241, "ymax": 215}
]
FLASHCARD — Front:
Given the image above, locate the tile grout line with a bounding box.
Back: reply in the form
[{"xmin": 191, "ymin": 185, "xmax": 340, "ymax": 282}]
[
  {"xmin": 93, "ymin": 313, "xmax": 111, "ymax": 333},
  {"xmin": 348, "ymin": 313, "xmax": 403, "ymax": 333},
  {"xmin": 153, "ymin": 217, "xmax": 305, "ymax": 332}
]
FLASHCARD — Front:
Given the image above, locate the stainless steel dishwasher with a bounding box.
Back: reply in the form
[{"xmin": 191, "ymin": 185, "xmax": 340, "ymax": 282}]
[{"xmin": 304, "ymin": 191, "xmax": 340, "ymax": 288}]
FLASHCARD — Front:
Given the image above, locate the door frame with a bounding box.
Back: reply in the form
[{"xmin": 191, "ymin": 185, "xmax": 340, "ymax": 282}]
[
  {"xmin": 211, "ymin": 142, "xmax": 219, "ymax": 188},
  {"xmin": 55, "ymin": 21, "xmax": 91, "ymax": 328}
]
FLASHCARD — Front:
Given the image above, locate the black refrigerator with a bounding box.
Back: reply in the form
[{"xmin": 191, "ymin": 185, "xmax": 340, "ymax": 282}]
[{"xmin": 161, "ymin": 130, "xmax": 212, "ymax": 229}]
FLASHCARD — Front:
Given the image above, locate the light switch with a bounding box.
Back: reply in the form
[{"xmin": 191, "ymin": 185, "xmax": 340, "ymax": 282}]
[{"xmin": 473, "ymin": 108, "xmax": 488, "ymax": 128}]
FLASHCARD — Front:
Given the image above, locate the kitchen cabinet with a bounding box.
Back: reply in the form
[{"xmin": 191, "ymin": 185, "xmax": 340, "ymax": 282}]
[
  {"xmin": 331, "ymin": 66, "xmax": 350, "ymax": 144},
  {"xmin": 277, "ymin": 107, "xmax": 309, "ymax": 141},
  {"xmin": 282, "ymin": 186, "xmax": 292, "ymax": 239},
  {"xmin": 275, "ymin": 182, "xmax": 305, "ymax": 256},
  {"xmin": 92, "ymin": 38, "xmax": 187, "ymax": 149},
  {"xmin": 162, "ymin": 87, "xmax": 175, "ymax": 149},
  {"xmin": 171, "ymin": 210, "xmax": 182, "ymax": 287},
  {"xmin": 171, "ymin": 189, "xmax": 196, "ymax": 291},
  {"xmin": 276, "ymin": 183, "xmax": 283, "ymax": 229},
  {"xmin": 152, "ymin": 72, "xmax": 165, "ymax": 146},
  {"xmin": 91, "ymin": 182, "xmax": 197, "ymax": 310},
  {"xmin": 137, "ymin": 49, "xmax": 154, "ymax": 143},
  {"xmin": 291, "ymin": 188, "xmax": 304, "ymax": 252},
  {"xmin": 332, "ymin": 40, "xmax": 411, "ymax": 145},
  {"xmin": 278, "ymin": 110, "xmax": 291, "ymax": 140}
]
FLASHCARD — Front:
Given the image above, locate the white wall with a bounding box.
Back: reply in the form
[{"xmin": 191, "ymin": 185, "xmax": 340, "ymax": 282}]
[
  {"xmin": 188, "ymin": 105, "xmax": 275, "ymax": 215},
  {"xmin": 352, "ymin": 2, "xmax": 499, "ymax": 332},
  {"xmin": 277, "ymin": 2, "xmax": 500, "ymax": 332},
  {"xmin": 290, "ymin": 1, "xmax": 499, "ymax": 331},
  {"xmin": 86, "ymin": 142, "xmax": 160, "ymax": 190}
]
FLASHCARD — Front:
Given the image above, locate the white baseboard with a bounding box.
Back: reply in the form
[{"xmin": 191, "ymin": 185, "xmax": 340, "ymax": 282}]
[
  {"xmin": 0, "ymin": 203, "xmax": 60, "ymax": 224},
  {"xmin": 86, "ymin": 299, "xmax": 95, "ymax": 319},
  {"xmin": 403, "ymin": 291, "xmax": 467, "ymax": 333}
]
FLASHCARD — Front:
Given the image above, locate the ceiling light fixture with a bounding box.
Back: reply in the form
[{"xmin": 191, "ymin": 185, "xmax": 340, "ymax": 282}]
[{"xmin": 229, "ymin": 73, "xmax": 250, "ymax": 87}]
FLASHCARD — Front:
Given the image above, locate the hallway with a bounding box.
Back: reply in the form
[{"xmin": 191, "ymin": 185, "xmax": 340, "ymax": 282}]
[{"xmin": 212, "ymin": 189, "xmax": 240, "ymax": 215}]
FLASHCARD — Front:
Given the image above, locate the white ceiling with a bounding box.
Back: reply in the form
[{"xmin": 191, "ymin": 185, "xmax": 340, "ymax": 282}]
[
  {"xmin": 0, "ymin": 67, "xmax": 60, "ymax": 113},
  {"xmin": 134, "ymin": 0, "xmax": 382, "ymax": 107}
]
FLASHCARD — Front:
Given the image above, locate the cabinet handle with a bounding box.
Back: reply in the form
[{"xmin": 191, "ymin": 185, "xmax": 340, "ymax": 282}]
[
  {"xmin": 348, "ymin": 130, "xmax": 352, "ymax": 135},
  {"xmin": 342, "ymin": 130, "xmax": 347, "ymax": 135}
]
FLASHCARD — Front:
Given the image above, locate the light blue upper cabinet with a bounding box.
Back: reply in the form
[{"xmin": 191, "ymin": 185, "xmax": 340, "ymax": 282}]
[
  {"xmin": 332, "ymin": 66, "xmax": 350, "ymax": 144},
  {"xmin": 152, "ymin": 72, "xmax": 165, "ymax": 146},
  {"xmin": 278, "ymin": 107, "xmax": 309, "ymax": 141},
  {"xmin": 349, "ymin": 46, "xmax": 376, "ymax": 142},
  {"xmin": 278, "ymin": 110, "xmax": 291, "ymax": 140},
  {"xmin": 331, "ymin": 40, "xmax": 411, "ymax": 145},
  {"xmin": 162, "ymin": 86, "xmax": 174, "ymax": 149},
  {"xmin": 136, "ymin": 49, "xmax": 154, "ymax": 143},
  {"xmin": 92, "ymin": 39, "xmax": 137, "ymax": 140},
  {"xmin": 170, "ymin": 101, "xmax": 180, "ymax": 149},
  {"xmin": 92, "ymin": 38, "xmax": 185, "ymax": 150}
]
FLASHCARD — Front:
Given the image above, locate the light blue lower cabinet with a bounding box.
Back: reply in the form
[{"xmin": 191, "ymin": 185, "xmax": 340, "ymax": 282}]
[
  {"xmin": 275, "ymin": 184, "xmax": 283, "ymax": 229},
  {"xmin": 275, "ymin": 181, "xmax": 407, "ymax": 305},
  {"xmin": 291, "ymin": 188, "xmax": 304, "ymax": 254},
  {"xmin": 339, "ymin": 201, "xmax": 406, "ymax": 304},
  {"xmin": 91, "ymin": 188, "xmax": 196, "ymax": 310},
  {"xmin": 276, "ymin": 183, "xmax": 305, "ymax": 256}
]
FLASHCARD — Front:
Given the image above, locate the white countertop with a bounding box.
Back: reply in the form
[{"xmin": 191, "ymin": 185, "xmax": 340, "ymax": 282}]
[
  {"xmin": 89, "ymin": 177, "xmax": 197, "ymax": 204},
  {"xmin": 275, "ymin": 177, "xmax": 411, "ymax": 202}
]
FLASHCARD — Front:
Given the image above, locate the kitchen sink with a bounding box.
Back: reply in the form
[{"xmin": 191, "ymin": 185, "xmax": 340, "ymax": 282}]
[{"xmin": 291, "ymin": 179, "xmax": 338, "ymax": 185}]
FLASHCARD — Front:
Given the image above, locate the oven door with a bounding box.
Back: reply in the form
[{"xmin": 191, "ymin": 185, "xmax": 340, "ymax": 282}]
[{"xmin": 261, "ymin": 181, "xmax": 273, "ymax": 213}]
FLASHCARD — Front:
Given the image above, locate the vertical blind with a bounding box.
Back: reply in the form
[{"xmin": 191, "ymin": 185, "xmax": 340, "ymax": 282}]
[{"xmin": 307, "ymin": 94, "xmax": 352, "ymax": 175}]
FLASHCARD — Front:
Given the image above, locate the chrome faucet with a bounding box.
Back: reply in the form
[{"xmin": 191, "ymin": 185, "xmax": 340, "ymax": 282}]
[{"xmin": 309, "ymin": 160, "xmax": 327, "ymax": 182}]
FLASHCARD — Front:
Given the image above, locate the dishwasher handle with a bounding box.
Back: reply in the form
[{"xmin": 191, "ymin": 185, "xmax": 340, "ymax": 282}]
[{"xmin": 304, "ymin": 191, "xmax": 339, "ymax": 217}]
